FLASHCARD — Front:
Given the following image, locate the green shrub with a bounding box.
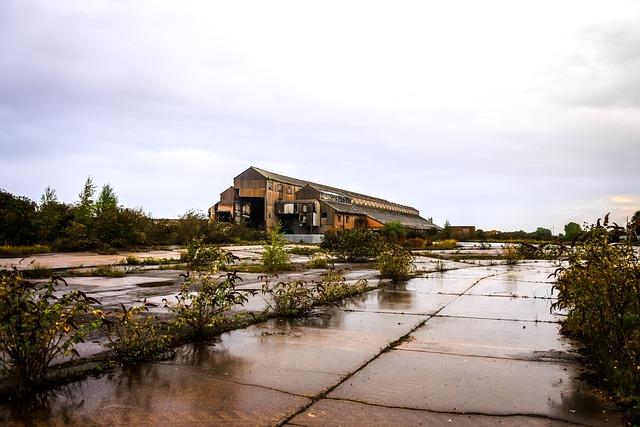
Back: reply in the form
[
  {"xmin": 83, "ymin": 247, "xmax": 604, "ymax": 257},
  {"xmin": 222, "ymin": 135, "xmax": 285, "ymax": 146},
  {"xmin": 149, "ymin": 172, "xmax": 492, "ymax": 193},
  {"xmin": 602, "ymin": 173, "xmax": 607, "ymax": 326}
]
[
  {"xmin": 321, "ymin": 229, "xmax": 382, "ymax": 262},
  {"xmin": 185, "ymin": 237, "xmax": 236, "ymax": 270},
  {"xmin": 261, "ymin": 277, "xmax": 316, "ymax": 317},
  {"xmin": 500, "ymin": 243, "xmax": 522, "ymax": 264},
  {"xmin": 105, "ymin": 302, "xmax": 168, "ymax": 364},
  {"xmin": 376, "ymin": 243, "xmax": 415, "ymax": 282},
  {"xmin": 288, "ymin": 246, "xmax": 320, "ymax": 256},
  {"xmin": 164, "ymin": 271, "xmax": 250, "ymax": 338},
  {"xmin": 0, "ymin": 269, "xmax": 103, "ymax": 393},
  {"xmin": 552, "ymin": 218, "xmax": 640, "ymax": 411},
  {"xmin": 204, "ymin": 222, "xmax": 266, "ymax": 244},
  {"xmin": 315, "ymin": 269, "xmax": 368, "ymax": 305},
  {"xmin": 403, "ymin": 237, "xmax": 426, "ymax": 249},
  {"xmin": 262, "ymin": 225, "xmax": 292, "ymax": 272},
  {"xmin": 91, "ymin": 265, "xmax": 125, "ymax": 277},
  {"xmin": 380, "ymin": 221, "xmax": 407, "ymax": 243},
  {"xmin": 22, "ymin": 262, "xmax": 54, "ymax": 279},
  {"xmin": 429, "ymin": 239, "xmax": 458, "ymax": 250},
  {"xmin": 307, "ymin": 252, "xmax": 332, "ymax": 269}
]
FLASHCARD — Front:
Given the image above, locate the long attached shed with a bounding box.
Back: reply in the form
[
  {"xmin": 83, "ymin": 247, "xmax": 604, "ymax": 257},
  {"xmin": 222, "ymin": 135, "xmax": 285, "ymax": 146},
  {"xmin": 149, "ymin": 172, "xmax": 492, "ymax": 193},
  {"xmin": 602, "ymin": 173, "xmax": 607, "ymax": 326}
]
[{"xmin": 210, "ymin": 166, "xmax": 441, "ymax": 234}]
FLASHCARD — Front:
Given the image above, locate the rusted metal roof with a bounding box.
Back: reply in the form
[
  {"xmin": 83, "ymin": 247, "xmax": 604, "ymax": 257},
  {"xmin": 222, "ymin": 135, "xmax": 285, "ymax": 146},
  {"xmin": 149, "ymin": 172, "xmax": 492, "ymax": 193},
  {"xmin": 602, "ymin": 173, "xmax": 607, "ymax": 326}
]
[
  {"xmin": 250, "ymin": 166, "xmax": 419, "ymax": 212},
  {"xmin": 322, "ymin": 201, "xmax": 441, "ymax": 230}
]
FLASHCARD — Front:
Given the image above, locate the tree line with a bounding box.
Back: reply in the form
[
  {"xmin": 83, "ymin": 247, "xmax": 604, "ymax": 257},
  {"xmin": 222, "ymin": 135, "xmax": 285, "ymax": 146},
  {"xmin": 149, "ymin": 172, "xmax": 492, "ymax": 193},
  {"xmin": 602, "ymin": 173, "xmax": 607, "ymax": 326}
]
[{"xmin": 0, "ymin": 177, "xmax": 263, "ymax": 252}]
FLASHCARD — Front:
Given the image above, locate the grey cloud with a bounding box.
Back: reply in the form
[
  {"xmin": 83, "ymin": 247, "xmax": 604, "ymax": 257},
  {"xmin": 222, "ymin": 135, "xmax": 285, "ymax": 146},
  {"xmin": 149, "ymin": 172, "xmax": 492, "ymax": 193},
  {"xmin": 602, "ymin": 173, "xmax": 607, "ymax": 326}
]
[{"xmin": 553, "ymin": 22, "xmax": 640, "ymax": 108}]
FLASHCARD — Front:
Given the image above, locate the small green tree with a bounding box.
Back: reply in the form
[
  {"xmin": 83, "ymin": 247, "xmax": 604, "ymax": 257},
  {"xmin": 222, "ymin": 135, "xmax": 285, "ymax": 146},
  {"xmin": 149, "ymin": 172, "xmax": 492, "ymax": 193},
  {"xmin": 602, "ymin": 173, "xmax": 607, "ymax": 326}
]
[
  {"xmin": 563, "ymin": 222, "xmax": 582, "ymax": 241},
  {"xmin": 381, "ymin": 221, "xmax": 407, "ymax": 243},
  {"xmin": 262, "ymin": 224, "xmax": 291, "ymax": 272},
  {"xmin": 75, "ymin": 176, "xmax": 96, "ymax": 224}
]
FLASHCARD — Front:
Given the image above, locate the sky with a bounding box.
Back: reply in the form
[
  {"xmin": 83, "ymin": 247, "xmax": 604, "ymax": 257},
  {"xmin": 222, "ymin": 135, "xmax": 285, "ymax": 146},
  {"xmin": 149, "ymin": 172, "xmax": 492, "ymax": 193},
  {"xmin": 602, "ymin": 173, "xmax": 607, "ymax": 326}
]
[{"xmin": 1, "ymin": 0, "xmax": 639, "ymax": 233}]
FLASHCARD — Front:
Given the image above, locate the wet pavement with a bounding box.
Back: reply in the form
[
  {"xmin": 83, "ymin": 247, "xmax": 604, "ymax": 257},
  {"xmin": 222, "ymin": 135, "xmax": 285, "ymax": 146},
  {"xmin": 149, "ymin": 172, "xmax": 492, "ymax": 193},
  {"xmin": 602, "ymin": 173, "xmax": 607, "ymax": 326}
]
[{"xmin": 0, "ymin": 261, "xmax": 624, "ymax": 426}]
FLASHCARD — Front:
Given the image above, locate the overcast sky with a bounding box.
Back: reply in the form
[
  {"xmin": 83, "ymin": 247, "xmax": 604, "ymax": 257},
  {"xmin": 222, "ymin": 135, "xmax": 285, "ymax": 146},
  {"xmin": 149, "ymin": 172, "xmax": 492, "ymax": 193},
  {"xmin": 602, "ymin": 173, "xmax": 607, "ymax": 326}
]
[{"xmin": 1, "ymin": 1, "xmax": 639, "ymax": 232}]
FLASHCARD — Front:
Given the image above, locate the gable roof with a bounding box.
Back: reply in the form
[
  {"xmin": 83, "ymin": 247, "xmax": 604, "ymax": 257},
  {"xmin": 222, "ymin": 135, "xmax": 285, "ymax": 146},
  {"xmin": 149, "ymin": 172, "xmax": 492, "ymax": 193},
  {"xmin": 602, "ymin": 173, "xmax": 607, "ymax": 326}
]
[
  {"xmin": 323, "ymin": 200, "xmax": 441, "ymax": 230},
  {"xmin": 248, "ymin": 166, "xmax": 417, "ymax": 212}
]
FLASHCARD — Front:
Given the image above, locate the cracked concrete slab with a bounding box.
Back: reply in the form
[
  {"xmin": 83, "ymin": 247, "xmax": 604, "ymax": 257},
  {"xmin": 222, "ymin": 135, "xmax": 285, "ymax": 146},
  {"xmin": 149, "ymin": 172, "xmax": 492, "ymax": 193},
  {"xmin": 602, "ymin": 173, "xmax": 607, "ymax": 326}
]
[
  {"xmin": 171, "ymin": 308, "xmax": 427, "ymax": 396},
  {"xmin": 291, "ymin": 398, "xmax": 579, "ymax": 426},
  {"xmin": 338, "ymin": 289, "xmax": 457, "ymax": 315},
  {"xmin": 400, "ymin": 276, "xmax": 477, "ymax": 295},
  {"xmin": 439, "ymin": 294, "xmax": 564, "ymax": 322},
  {"xmin": 0, "ymin": 363, "xmax": 310, "ymax": 426},
  {"xmin": 328, "ymin": 350, "xmax": 619, "ymax": 426},
  {"xmin": 467, "ymin": 278, "xmax": 558, "ymax": 299},
  {"xmin": 398, "ymin": 316, "xmax": 577, "ymax": 360}
]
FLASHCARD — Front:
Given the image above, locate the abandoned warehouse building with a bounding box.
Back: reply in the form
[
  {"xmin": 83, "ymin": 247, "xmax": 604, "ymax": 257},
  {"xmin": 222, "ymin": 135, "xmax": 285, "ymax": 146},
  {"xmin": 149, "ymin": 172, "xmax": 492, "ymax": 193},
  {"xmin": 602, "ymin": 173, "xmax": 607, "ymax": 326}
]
[{"xmin": 210, "ymin": 167, "xmax": 440, "ymax": 239}]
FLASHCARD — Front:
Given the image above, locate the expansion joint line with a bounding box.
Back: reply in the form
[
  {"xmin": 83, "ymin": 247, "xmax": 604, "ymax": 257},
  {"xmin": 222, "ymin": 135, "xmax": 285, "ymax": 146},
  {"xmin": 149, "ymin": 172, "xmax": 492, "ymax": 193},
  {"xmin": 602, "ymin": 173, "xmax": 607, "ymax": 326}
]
[
  {"xmin": 325, "ymin": 397, "xmax": 590, "ymax": 427},
  {"xmin": 278, "ymin": 271, "xmax": 506, "ymax": 426}
]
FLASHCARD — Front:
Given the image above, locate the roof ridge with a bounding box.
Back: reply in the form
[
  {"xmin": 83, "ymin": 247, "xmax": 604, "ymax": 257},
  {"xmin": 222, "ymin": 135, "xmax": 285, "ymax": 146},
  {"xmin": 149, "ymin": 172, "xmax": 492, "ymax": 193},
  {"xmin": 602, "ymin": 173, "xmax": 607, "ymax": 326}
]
[{"xmin": 249, "ymin": 166, "xmax": 418, "ymax": 211}]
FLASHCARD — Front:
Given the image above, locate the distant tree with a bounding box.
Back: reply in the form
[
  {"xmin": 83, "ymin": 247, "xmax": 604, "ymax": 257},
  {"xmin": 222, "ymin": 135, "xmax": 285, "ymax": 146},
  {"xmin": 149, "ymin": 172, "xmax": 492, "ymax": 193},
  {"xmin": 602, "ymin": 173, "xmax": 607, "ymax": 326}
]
[
  {"xmin": 381, "ymin": 221, "xmax": 407, "ymax": 243},
  {"xmin": 533, "ymin": 227, "xmax": 552, "ymax": 241},
  {"xmin": 34, "ymin": 187, "xmax": 73, "ymax": 244},
  {"xmin": 95, "ymin": 184, "xmax": 119, "ymax": 214},
  {"xmin": 75, "ymin": 176, "xmax": 96, "ymax": 224},
  {"xmin": 40, "ymin": 186, "xmax": 58, "ymax": 205},
  {"xmin": 440, "ymin": 219, "xmax": 452, "ymax": 239},
  {"xmin": 563, "ymin": 222, "xmax": 582, "ymax": 241},
  {"xmin": 0, "ymin": 190, "xmax": 37, "ymax": 245}
]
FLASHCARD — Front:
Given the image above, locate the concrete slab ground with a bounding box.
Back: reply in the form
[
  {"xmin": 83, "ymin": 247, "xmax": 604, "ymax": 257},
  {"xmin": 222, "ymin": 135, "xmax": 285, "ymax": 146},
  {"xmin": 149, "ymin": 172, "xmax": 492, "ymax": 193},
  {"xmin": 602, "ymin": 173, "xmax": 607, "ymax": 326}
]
[{"xmin": 0, "ymin": 260, "xmax": 624, "ymax": 426}]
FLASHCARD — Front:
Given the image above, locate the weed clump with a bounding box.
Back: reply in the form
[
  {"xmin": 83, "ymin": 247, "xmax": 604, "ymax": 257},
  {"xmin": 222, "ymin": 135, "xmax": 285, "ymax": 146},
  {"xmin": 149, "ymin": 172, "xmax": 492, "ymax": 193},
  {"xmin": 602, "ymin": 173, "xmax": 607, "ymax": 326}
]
[
  {"xmin": 184, "ymin": 237, "xmax": 235, "ymax": 270},
  {"xmin": 428, "ymin": 239, "xmax": 458, "ymax": 250},
  {"xmin": 307, "ymin": 251, "xmax": 332, "ymax": 269},
  {"xmin": 376, "ymin": 243, "xmax": 415, "ymax": 282},
  {"xmin": 164, "ymin": 271, "xmax": 250, "ymax": 339},
  {"xmin": 321, "ymin": 229, "xmax": 381, "ymax": 262},
  {"xmin": 553, "ymin": 217, "xmax": 640, "ymax": 413},
  {"xmin": 0, "ymin": 269, "xmax": 103, "ymax": 393},
  {"xmin": 105, "ymin": 302, "xmax": 168, "ymax": 364},
  {"xmin": 315, "ymin": 269, "xmax": 368, "ymax": 305},
  {"xmin": 91, "ymin": 265, "xmax": 125, "ymax": 277},
  {"xmin": 501, "ymin": 243, "xmax": 522, "ymax": 265},
  {"xmin": 261, "ymin": 277, "xmax": 316, "ymax": 316}
]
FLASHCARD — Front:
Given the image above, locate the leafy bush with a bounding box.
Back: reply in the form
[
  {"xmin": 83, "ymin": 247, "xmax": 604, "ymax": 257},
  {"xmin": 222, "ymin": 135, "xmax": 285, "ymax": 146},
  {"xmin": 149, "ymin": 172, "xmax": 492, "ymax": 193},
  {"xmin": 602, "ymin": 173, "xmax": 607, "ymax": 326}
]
[
  {"xmin": 429, "ymin": 239, "xmax": 458, "ymax": 250},
  {"xmin": 164, "ymin": 271, "xmax": 250, "ymax": 338},
  {"xmin": 307, "ymin": 252, "xmax": 332, "ymax": 269},
  {"xmin": 185, "ymin": 237, "xmax": 236, "ymax": 270},
  {"xmin": 261, "ymin": 277, "xmax": 316, "ymax": 316},
  {"xmin": 22, "ymin": 262, "xmax": 54, "ymax": 279},
  {"xmin": 500, "ymin": 243, "xmax": 522, "ymax": 264},
  {"xmin": 403, "ymin": 237, "xmax": 426, "ymax": 249},
  {"xmin": 376, "ymin": 243, "xmax": 415, "ymax": 282},
  {"xmin": 321, "ymin": 229, "xmax": 382, "ymax": 262},
  {"xmin": 380, "ymin": 221, "xmax": 407, "ymax": 243},
  {"xmin": 105, "ymin": 302, "xmax": 168, "ymax": 364},
  {"xmin": 0, "ymin": 269, "xmax": 102, "ymax": 393},
  {"xmin": 315, "ymin": 269, "xmax": 368, "ymax": 305},
  {"xmin": 262, "ymin": 225, "xmax": 292, "ymax": 272},
  {"xmin": 91, "ymin": 265, "xmax": 125, "ymax": 278},
  {"xmin": 516, "ymin": 242, "xmax": 555, "ymax": 260},
  {"xmin": 552, "ymin": 218, "xmax": 640, "ymax": 411},
  {"xmin": 288, "ymin": 246, "xmax": 320, "ymax": 256}
]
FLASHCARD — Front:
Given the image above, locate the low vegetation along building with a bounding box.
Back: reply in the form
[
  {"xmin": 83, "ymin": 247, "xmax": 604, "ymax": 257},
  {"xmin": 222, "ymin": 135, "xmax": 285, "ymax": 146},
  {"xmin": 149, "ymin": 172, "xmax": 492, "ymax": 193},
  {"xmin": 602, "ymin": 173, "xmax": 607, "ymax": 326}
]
[{"xmin": 210, "ymin": 166, "xmax": 440, "ymax": 235}]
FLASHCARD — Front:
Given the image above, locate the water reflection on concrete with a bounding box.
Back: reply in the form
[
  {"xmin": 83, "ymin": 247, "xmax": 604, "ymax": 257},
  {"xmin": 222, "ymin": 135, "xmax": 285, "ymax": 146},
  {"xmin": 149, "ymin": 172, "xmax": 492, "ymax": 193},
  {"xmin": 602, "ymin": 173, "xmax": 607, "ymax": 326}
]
[{"xmin": 0, "ymin": 261, "xmax": 623, "ymax": 426}]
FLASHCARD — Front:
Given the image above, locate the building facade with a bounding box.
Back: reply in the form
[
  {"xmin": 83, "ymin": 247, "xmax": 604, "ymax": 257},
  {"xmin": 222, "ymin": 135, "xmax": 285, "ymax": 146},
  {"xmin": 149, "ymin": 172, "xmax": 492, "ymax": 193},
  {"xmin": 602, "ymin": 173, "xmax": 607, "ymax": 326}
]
[{"xmin": 210, "ymin": 167, "xmax": 440, "ymax": 234}]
